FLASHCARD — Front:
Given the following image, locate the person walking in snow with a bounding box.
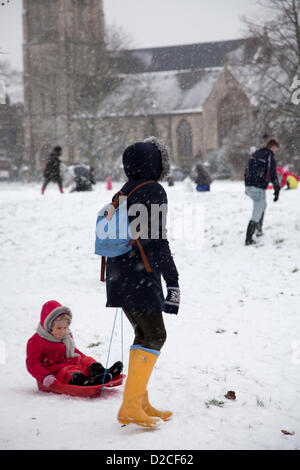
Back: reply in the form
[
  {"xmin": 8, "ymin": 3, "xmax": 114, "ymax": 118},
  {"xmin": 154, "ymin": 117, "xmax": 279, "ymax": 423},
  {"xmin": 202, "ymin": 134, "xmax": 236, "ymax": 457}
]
[
  {"xmin": 26, "ymin": 300, "xmax": 123, "ymax": 387},
  {"xmin": 105, "ymin": 136, "xmax": 180, "ymax": 428},
  {"xmin": 244, "ymin": 139, "xmax": 281, "ymax": 245},
  {"xmin": 41, "ymin": 146, "xmax": 64, "ymax": 194}
]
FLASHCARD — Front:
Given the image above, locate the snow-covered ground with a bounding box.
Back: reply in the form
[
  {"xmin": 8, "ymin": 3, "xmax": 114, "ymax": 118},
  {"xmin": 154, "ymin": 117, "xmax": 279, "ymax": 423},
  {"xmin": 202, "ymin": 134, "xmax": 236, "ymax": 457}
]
[{"xmin": 1, "ymin": 180, "xmax": 299, "ymax": 450}]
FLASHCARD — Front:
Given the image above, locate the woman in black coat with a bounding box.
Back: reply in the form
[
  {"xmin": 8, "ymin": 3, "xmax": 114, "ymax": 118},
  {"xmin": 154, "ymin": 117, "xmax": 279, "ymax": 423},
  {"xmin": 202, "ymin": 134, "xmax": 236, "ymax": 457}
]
[
  {"xmin": 41, "ymin": 146, "xmax": 64, "ymax": 194},
  {"xmin": 105, "ymin": 137, "xmax": 180, "ymax": 428}
]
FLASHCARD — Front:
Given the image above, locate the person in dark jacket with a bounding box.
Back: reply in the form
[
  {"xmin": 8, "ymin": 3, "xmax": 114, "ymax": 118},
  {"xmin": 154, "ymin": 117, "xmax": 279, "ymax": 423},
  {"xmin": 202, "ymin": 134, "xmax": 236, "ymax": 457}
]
[
  {"xmin": 244, "ymin": 139, "xmax": 280, "ymax": 245},
  {"xmin": 41, "ymin": 146, "xmax": 64, "ymax": 195},
  {"xmin": 70, "ymin": 165, "xmax": 96, "ymax": 192},
  {"xmin": 194, "ymin": 162, "xmax": 212, "ymax": 192},
  {"xmin": 105, "ymin": 136, "xmax": 179, "ymax": 428}
]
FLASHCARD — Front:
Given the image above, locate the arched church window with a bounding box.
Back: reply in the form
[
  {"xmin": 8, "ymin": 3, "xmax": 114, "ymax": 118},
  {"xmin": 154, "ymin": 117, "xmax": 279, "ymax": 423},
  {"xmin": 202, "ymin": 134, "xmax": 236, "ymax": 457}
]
[
  {"xmin": 177, "ymin": 119, "xmax": 193, "ymax": 157},
  {"xmin": 218, "ymin": 91, "xmax": 249, "ymax": 146}
]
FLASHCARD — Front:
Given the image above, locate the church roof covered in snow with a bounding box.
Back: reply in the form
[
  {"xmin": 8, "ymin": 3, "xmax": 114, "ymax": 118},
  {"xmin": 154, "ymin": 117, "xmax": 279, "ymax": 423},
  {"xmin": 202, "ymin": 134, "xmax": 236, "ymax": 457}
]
[
  {"xmin": 110, "ymin": 38, "xmax": 260, "ymax": 74},
  {"xmin": 96, "ymin": 38, "xmax": 262, "ymax": 119},
  {"xmin": 97, "ymin": 67, "xmax": 223, "ymax": 118},
  {"xmin": 229, "ymin": 64, "xmax": 290, "ymax": 107}
]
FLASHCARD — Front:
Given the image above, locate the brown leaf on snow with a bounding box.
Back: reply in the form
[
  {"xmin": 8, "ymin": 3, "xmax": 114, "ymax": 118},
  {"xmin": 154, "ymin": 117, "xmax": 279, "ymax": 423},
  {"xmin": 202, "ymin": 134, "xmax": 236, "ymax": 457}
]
[
  {"xmin": 281, "ymin": 429, "xmax": 295, "ymax": 436},
  {"xmin": 224, "ymin": 391, "xmax": 236, "ymax": 400}
]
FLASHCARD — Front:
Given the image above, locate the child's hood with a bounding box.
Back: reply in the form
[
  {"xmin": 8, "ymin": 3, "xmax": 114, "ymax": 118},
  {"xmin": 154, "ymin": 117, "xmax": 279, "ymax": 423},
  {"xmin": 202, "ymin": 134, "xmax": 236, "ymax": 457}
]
[
  {"xmin": 122, "ymin": 136, "xmax": 170, "ymax": 182},
  {"xmin": 40, "ymin": 300, "xmax": 72, "ymax": 332}
]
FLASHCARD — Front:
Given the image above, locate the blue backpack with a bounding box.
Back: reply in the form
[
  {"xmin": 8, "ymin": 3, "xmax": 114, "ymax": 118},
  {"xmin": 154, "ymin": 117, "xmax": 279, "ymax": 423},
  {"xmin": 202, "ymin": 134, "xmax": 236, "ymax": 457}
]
[{"xmin": 95, "ymin": 181, "xmax": 155, "ymax": 281}]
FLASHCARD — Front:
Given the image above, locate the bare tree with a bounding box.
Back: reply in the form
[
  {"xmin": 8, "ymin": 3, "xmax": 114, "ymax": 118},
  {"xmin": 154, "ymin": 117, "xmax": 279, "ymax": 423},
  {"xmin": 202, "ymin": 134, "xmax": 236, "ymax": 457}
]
[
  {"xmin": 240, "ymin": 0, "xmax": 300, "ymax": 171},
  {"xmin": 217, "ymin": 0, "xmax": 300, "ymax": 179},
  {"xmin": 0, "ymin": 59, "xmax": 24, "ymax": 173},
  {"xmin": 70, "ymin": 25, "xmax": 154, "ymax": 174}
]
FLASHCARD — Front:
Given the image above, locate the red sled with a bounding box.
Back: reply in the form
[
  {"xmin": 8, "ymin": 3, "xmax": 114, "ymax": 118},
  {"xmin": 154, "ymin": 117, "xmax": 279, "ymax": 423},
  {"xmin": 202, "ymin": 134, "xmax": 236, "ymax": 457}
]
[{"xmin": 37, "ymin": 374, "xmax": 126, "ymax": 398}]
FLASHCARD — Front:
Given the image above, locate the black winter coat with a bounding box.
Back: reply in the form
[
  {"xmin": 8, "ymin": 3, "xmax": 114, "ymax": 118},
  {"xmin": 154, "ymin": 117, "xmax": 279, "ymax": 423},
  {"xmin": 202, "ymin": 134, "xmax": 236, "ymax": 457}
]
[
  {"xmin": 106, "ymin": 180, "xmax": 178, "ymax": 312},
  {"xmin": 244, "ymin": 147, "xmax": 280, "ymax": 191},
  {"xmin": 105, "ymin": 141, "xmax": 178, "ymax": 313},
  {"xmin": 43, "ymin": 154, "xmax": 61, "ymax": 181}
]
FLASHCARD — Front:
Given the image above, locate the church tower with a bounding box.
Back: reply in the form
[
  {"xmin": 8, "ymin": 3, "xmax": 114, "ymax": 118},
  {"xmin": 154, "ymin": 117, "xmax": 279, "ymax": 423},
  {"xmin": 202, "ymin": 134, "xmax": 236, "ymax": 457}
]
[{"xmin": 22, "ymin": 0, "xmax": 105, "ymax": 174}]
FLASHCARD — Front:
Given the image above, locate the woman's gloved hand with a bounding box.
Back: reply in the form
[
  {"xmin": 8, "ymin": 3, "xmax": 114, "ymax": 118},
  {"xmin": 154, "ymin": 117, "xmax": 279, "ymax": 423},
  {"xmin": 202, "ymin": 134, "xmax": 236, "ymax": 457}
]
[{"xmin": 164, "ymin": 280, "xmax": 180, "ymax": 315}]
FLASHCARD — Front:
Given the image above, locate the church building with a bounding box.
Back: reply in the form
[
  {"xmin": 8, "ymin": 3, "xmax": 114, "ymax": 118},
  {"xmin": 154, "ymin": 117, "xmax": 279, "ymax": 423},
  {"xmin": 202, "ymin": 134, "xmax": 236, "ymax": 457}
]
[{"xmin": 22, "ymin": 0, "xmax": 260, "ymax": 176}]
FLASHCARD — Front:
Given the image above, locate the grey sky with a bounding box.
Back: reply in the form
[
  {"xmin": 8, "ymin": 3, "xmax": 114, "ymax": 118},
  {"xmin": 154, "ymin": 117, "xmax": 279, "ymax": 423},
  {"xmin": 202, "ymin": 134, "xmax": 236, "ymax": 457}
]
[{"xmin": 0, "ymin": 0, "xmax": 263, "ymax": 71}]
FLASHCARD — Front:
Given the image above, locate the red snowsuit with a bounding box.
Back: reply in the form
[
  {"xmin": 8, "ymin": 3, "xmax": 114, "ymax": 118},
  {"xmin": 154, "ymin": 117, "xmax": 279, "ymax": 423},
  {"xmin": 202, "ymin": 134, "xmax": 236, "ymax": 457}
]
[{"xmin": 26, "ymin": 300, "xmax": 95, "ymax": 384}]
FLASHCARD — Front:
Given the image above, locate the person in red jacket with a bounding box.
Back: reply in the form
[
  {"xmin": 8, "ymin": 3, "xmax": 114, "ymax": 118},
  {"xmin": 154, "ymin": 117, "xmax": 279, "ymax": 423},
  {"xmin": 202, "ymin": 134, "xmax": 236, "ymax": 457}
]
[
  {"xmin": 26, "ymin": 300, "xmax": 122, "ymax": 388},
  {"xmin": 278, "ymin": 166, "xmax": 299, "ymax": 190}
]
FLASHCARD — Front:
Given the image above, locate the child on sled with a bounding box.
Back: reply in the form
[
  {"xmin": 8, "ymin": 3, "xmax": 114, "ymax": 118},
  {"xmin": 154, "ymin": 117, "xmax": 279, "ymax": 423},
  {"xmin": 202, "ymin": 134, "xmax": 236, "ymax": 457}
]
[{"xmin": 26, "ymin": 300, "xmax": 123, "ymax": 388}]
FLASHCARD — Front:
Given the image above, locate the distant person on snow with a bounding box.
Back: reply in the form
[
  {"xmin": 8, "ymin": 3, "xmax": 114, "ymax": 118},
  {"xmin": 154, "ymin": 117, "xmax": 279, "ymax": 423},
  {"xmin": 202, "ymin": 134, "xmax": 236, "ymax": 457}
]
[
  {"xmin": 277, "ymin": 166, "xmax": 299, "ymax": 190},
  {"xmin": 41, "ymin": 146, "xmax": 64, "ymax": 195},
  {"xmin": 194, "ymin": 162, "xmax": 212, "ymax": 192},
  {"xmin": 26, "ymin": 300, "xmax": 123, "ymax": 388},
  {"xmin": 70, "ymin": 165, "xmax": 96, "ymax": 192},
  {"xmin": 244, "ymin": 139, "xmax": 281, "ymax": 245}
]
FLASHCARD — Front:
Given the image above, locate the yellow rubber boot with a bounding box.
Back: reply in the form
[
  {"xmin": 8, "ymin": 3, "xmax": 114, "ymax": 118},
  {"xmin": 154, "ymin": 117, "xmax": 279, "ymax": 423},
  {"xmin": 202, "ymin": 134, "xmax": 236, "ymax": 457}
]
[
  {"xmin": 117, "ymin": 348, "xmax": 160, "ymax": 428},
  {"xmin": 142, "ymin": 390, "xmax": 173, "ymax": 421}
]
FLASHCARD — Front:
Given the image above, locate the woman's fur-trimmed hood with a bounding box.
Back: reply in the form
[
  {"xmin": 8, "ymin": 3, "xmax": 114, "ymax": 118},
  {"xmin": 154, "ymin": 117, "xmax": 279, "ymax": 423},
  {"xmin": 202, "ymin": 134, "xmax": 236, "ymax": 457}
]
[
  {"xmin": 143, "ymin": 136, "xmax": 170, "ymax": 181},
  {"xmin": 122, "ymin": 136, "xmax": 171, "ymax": 182}
]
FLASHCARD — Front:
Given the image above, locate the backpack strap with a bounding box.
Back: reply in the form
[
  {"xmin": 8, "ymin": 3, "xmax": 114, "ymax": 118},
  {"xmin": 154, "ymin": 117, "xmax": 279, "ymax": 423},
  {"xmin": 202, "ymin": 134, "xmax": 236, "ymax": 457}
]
[
  {"xmin": 111, "ymin": 190, "xmax": 125, "ymax": 209},
  {"xmin": 100, "ymin": 256, "xmax": 106, "ymax": 282},
  {"xmin": 105, "ymin": 182, "xmax": 155, "ymax": 221},
  {"xmin": 126, "ymin": 238, "xmax": 152, "ymax": 273},
  {"xmin": 265, "ymin": 154, "xmax": 271, "ymax": 182},
  {"xmin": 125, "ymin": 180, "xmax": 156, "ymax": 273},
  {"xmin": 127, "ymin": 180, "xmax": 156, "ymax": 199},
  {"xmin": 100, "ymin": 180, "xmax": 156, "ymax": 282}
]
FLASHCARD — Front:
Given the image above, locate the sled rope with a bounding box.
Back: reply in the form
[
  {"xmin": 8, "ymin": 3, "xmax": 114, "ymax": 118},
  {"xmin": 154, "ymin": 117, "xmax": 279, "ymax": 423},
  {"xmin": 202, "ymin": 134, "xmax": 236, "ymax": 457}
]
[{"xmin": 100, "ymin": 307, "xmax": 123, "ymax": 397}]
